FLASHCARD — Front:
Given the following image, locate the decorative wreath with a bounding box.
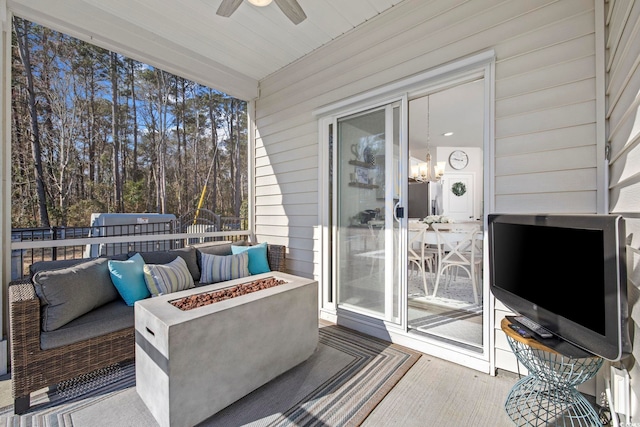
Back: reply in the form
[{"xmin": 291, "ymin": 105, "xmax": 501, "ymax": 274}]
[{"xmin": 451, "ymin": 182, "xmax": 466, "ymax": 197}]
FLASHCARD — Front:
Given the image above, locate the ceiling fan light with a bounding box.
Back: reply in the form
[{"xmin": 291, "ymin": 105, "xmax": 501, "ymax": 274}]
[{"xmin": 247, "ymin": 0, "xmax": 273, "ymax": 6}]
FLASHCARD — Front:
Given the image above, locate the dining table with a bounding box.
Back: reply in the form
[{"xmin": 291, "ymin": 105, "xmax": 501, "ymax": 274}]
[
  {"xmin": 408, "ymin": 221, "xmax": 483, "ymax": 244},
  {"xmin": 364, "ymin": 220, "xmax": 483, "ymax": 246},
  {"xmin": 359, "ymin": 221, "xmax": 483, "ymax": 255}
]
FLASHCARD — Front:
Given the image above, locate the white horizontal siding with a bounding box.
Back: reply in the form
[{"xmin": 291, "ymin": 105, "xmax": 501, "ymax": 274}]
[
  {"xmin": 606, "ymin": 0, "xmax": 639, "ymax": 418},
  {"xmin": 606, "ymin": 1, "xmax": 640, "ymax": 113},
  {"xmin": 626, "ymin": 223, "xmax": 640, "ymax": 422},
  {"xmin": 495, "ymin": 34, "xmax": 595, "ymax": 81},
  {"xmin": 607, "ymin": 0, "xmax": 640, "ymax": 212},
  {"xmin": 496, "ymin": 145, "xmax": 597, "ymax": 176},
  {"xmin": 255, "ymin": 180, "xmax": 318, "ymax": 197},
  {"xmin": 255, "ymin": 171, "xmax": 316, "ymax": 188},
  {"xmin": 495, "ymin": 191, "xmax": 596, "ymax": 213},
  {"xmin": 606, "ymin": 66, "xmax": 640, "ymax": 151},
  {"xmin": 493, "ymin": 303, "xmax": 521, "ymax": 373},
  {"xmin": 496, "ymin": 101, "xmax": 596, "ymax": 139},
  {"xmin": 255, "ymin": 204, "xmax": 318, "ymax": 216},
  {"xmin": 497, "ymin": 56, "xmax": 596, "ymax": 101},
  {"xmin": 496, "ymin": 168, "xmax": 597, "ymax": 195},
  {"xmin": 496, "ymin": 124, "xmax": 597, "ymax": 157},
  {"xmin": 610, "ymin": 180, "xmax": 640, "ymax": 213},
  {"xmin": 496, "ymin": 79, "xmax": 595, "ymax": 118},
  {"xmin": 255, "ymin": 0, "xmax": 599, "ymax": 373},
  {"xmin": 609, "ymin": 135, "xmax": 640, "ymax": 186},
  {"xmin": 255, "ymin": 146, "xmax": 317, "ymax": 169},
  {"xmin": 255, "ymin": 154, "xmax": 317, "ymax": 176}
]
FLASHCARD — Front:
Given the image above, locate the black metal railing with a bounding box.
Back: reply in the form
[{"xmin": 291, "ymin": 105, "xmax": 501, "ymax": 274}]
[{"xmin": 11, "ymin": 217, "xmax": 248, "ymax": 280}]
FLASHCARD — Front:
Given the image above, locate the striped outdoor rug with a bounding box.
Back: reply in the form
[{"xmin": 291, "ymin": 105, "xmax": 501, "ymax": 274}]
[{"xmin": 0, "ymin": 324, "xmax": 420, "ymax": 426}]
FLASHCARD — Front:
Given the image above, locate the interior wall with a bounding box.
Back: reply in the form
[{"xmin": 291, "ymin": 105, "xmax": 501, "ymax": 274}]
[
  {"xmin": 255, "ymin": 0, "xmax": 600, "ymax": 373},
  {"xmin": 437, "ymin": 146, "xmax": 484, "ymax": 221},
  {"xmin": 605, "ymin": 0, "xmax": 640, "ymax": 420}
]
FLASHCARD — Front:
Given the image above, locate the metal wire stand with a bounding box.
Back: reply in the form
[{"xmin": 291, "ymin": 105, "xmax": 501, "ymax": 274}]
[{"xmin": 504, "ymin": 334, "xmax": 604, "ymax": 427}]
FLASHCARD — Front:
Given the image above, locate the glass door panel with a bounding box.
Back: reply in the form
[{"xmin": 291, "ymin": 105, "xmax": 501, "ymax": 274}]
[
  {"xmin": 406, "ymin": 83, "xmax": 485, "ymax": 352},
  {"xmin": 335, "ymin": 104, "xmax": 401, "ymax": 323}
]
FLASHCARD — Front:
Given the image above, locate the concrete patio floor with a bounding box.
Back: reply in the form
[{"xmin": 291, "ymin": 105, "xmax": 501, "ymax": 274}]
[{"xmin": 0, "ymin": 343, "xmax": 520, "ymax": 426}]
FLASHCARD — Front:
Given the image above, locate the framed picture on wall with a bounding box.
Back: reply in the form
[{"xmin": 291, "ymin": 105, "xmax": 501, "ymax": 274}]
[{"xmin": 355, "ymin": 166, "xmax": 369, "ymax": 184}]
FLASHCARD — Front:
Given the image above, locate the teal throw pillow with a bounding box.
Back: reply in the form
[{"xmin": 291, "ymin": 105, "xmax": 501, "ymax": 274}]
[
  {"xmin": 108, "ymin": 253, "xmax": 150, "ymax": 306},
  {"xmin": 231, "ymin": 242, "xmax": 270, "ymax": 274}
]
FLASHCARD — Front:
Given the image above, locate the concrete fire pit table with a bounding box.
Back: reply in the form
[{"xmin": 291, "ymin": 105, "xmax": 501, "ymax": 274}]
[{"xmin": 135, "ymin": 272, "xmax": 318, "ymax": 427}]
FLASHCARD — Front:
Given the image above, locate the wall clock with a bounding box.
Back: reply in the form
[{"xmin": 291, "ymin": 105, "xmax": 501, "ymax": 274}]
[{"xmin": 448, "ymin": 150, "xmax": 469, "ymax": 170}]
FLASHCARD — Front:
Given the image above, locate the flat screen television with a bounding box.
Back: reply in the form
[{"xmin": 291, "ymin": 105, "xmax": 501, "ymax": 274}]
[{"xmin": 488, "ymin": 213, "xmax": 631, "ymax": 361}]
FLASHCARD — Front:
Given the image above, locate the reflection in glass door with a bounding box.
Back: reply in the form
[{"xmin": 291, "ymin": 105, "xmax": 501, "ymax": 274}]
[{"xmin": 335, "ymin": 104, "xmax": 401, "ymax": 323}]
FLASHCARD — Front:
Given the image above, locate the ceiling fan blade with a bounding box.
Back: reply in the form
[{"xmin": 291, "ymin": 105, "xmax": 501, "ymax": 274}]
[
  {"xmin": 274, "ymin": 0, "xmax": 307, "ymax": 24},
  {"xmin": 217, "ymin": 0, "xmax": 243, "ymax": 17}
]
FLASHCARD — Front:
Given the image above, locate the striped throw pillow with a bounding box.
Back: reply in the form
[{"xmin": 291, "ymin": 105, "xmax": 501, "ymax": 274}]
[
  {"xmin": 143, "ymin": 256, "xmax": 195, "ymax": 296},
  {"xmin": 200, "ymin": 252, "xmax": 250, "ymax": 284}
]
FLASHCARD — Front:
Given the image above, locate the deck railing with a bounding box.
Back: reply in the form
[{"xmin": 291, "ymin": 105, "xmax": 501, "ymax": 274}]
[{"xmin": 11, "ymin": 218, "xmax": 249, "ymax": 280}]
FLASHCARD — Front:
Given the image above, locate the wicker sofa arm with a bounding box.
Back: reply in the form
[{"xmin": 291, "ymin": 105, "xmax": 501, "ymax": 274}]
[
  {"xmin": 9, "ymin": 280, "xmax": 44, "ymax": 409},
  {"xmin": 266, "ymin": 244, "xmax": 286, "ymax": 272},
  {"xmin": 9, "ymin": 280, "xmax": 42, "ymax": 355}
]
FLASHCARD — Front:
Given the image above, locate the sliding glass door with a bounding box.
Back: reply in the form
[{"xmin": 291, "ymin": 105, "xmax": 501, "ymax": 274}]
[
  {"xmin": 320, "ymin": 53, "xmax": 494, "ymax": 372},
  {"xmin": 405, "ymin": 80, "xmax": 486, "ymax": 353},
  {"xmin": 335, "ymin": 103, "xmax": 402, "ymax": 323}
]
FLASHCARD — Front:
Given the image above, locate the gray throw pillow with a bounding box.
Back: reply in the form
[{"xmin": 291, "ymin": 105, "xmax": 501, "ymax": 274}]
[
  {"xmin": 193, "ymin": 242, "xmax": 235, "ymax": 255},
  {"xmin": 194, "ymin": 242, "xmax": 234, "ymax": 272},
  {"xmin": 134, "ymin": 247, "xmax": 200, "ymax": 281},
  {"xmin": 33, "ymin": 257, "xmax": 119, "ymax": 331}
]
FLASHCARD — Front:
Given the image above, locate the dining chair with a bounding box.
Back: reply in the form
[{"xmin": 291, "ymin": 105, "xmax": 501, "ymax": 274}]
[
  {"xmin": 366, "ymin": 220, "xmax": 385, "ymax": 274},
  {"xmin": 431, "ymin": 222, "xmax": 482, "ymax": 305},
  {"xmin": 408, "ymin": 221, "xmax": 434, "ymax": 296}
]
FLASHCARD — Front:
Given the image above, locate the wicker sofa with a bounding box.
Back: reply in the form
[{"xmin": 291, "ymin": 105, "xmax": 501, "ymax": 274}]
[{"xmin": 8, "ymin": 241, "xmax": 285, "ymax": 414}]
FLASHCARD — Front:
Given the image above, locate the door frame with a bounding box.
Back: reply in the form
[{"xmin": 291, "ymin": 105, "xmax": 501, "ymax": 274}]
[{"xmin": 315, "ymin": 50, "xmax": 496, "ymax": 374}]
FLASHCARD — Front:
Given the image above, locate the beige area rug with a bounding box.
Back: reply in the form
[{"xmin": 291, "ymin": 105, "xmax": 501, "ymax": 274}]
[
  {"xmin": 408, "ymin": 270, "xmax": 482, "ymax": 309},
  {"xmin": 0, "ymin": 324, "xmax": 421, "ymax": 427}
]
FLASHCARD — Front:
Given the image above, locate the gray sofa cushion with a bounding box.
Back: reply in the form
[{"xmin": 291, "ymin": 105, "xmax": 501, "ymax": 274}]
[
  {"xmin": 40, "ymin": 299, "xmax": 134, "ymax": 350},
  {"xmin": 193, "ymin": 242, "xmax": 235, "ymax": 255},
  {"xmin": 134, "ymin": 247, "xmax": 200, "ymax": 281},
  {"xmin": 29, "ymin": 254, "xmax": 129, "ymax": 277},
  {"xmin": 33, "ymin": 258, "xmax": 120, "ymax": 331},
  {"xmin": 30, "ymin": 259, "xmax": 87, "ymax": 277}
]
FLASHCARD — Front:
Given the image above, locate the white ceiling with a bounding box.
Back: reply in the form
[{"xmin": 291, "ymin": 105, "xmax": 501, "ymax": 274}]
[
  {"xmin": 409, "ymin": 79, "xmax": 485, "ymax": 158},
  {"xmin": 7, "ymin": 0, "xmax": 405, "ymax": 100}
]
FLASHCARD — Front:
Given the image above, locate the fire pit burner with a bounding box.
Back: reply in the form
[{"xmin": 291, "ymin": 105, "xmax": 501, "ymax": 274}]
[{"xmin": 170, "ymin": 277, "xmax": 287, "ymax": 311}]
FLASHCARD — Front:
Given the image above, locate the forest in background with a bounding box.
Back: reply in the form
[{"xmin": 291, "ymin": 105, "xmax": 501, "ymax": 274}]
[{"xmin": 11, "ymin": 17, "xmax": 247, "ymax": 229}]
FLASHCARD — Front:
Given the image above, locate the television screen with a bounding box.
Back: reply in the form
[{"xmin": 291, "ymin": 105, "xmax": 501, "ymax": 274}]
[{"xmin": 488, "ymin": 213, "xmax": 631, "ymax": 361}]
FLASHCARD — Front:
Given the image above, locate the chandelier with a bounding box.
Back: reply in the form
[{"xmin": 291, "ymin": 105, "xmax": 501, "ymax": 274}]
[{"xmin": 411, "ymin": 96, "xmax": 445, "ymax": 182}]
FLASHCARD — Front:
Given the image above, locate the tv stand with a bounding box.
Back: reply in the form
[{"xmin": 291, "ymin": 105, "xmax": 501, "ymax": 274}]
[
  {"xmin": 501, "ymin": 318, "xmax": 604, "ymax": 426},
  {"xmin": 508, "ymin": 316, "xmax": 593, "ymax": 358}
]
